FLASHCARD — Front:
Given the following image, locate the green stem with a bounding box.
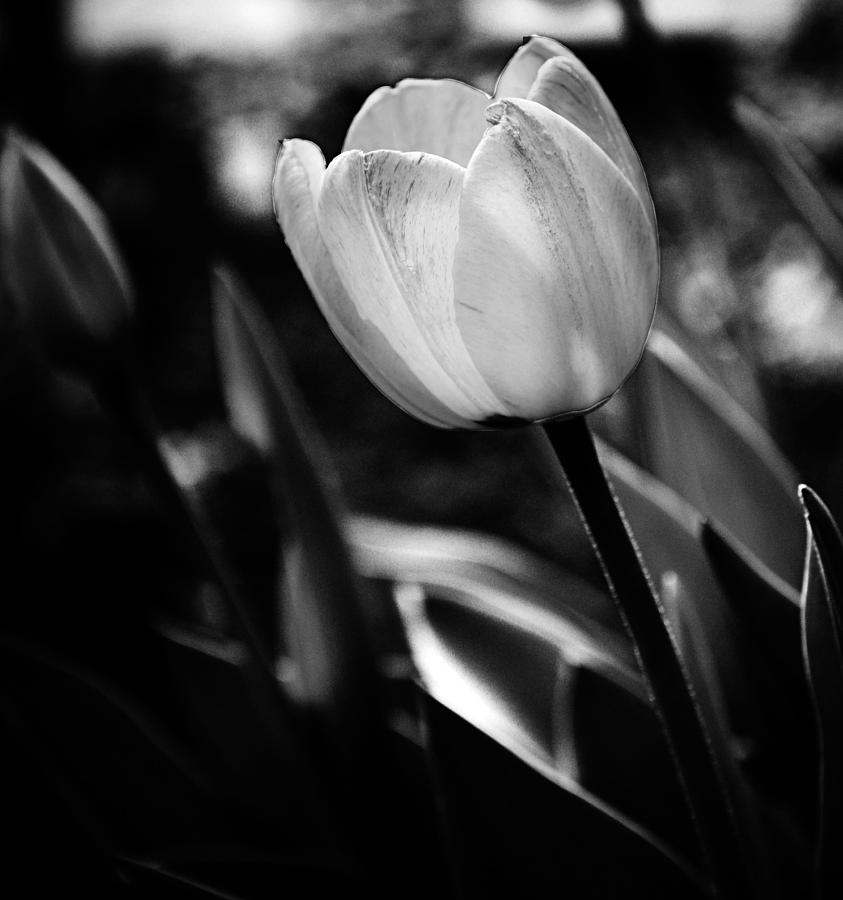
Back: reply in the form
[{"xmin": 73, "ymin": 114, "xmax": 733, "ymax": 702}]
[{"xmin": 542, "ymin": 416, "xmax": 748, "ymax": 900}]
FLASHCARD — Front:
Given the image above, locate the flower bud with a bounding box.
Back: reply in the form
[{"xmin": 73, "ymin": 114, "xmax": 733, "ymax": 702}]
[
  {"xmin": 273, "ymin": 36, "xmax": 658, "ymax": 428},
  {"xmin": 0, "ymin": 130, "xmax": 132, "ymax": 363}
]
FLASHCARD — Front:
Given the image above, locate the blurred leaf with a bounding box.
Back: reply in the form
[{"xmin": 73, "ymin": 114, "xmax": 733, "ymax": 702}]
[
  {"xmin": 633, "ymin": 327, "xmax": 803, "ymax": 588},
  {"xmin": 0, "ymin": 129, "xmax": 132, "ymax": 368},
  {"xmin": 212, "ymin": 266, "xmax": 379, "ymax": 738},
  {"xmin": 211, "ymin": 267, "xmax": 443, "ymax": 896},
  {"xmin": 420, "ymin": 694, "xmax": 706, "ymax": 898},
  {"xmin": 733, "ymin": 96, "xmax": 843, "ymax": 278},
  {"xmin": 347, "ymin": 514, "xmax": 624, "ymax": 640},
  {"xmin": 153, "ymin": 622, "xmax": 327, "ymax": 824},
  {"xmin": 653, "ymin": 302, "xmax": 770, "ymax": 428},
  {"xmin": 119, "ymin": 860, "xmax": 249, "ymax": 899},
  {"xmin": 799, "ymin": 485, "xmax": 843, "ymax": 898}
]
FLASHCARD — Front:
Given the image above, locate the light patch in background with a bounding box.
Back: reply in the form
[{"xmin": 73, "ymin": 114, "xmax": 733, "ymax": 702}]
[
  {"xmin": 752, "ymin": 224, "xmax": 843, "ymax": 374},
  {"xmin": 209, "ymin": 115, "xmax": 282, "ymax": 222},
  {"xmin": 70, "ymin": 0, "xmax": 320, "ymax": 59},
  {"xmin": 646, "ymin": 0, "xmax": 807, "ymax": 39},
  {"xmin": 467, "ymin": 0, "xmax": 623, "ymax": 43},
  {"xmin": 466, "ymin": 0, "xmax": 808, "ymax": 42}
]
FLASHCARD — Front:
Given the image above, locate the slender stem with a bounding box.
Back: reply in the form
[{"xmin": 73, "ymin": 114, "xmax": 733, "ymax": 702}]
[{"xmin": 542, "ymin": 416, "xmax": 748, "ymax": 900}]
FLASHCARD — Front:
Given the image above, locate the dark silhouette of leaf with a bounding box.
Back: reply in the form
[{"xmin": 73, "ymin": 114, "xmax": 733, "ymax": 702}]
[
  {"xmin": 0, "ymin": 129, "xmax": 132, "ymax": 368},
  {"xmin": 799, "ymin": 485, "xmax": 843, "ymax": 898},
  {"xmin": 420, "ymin": 694, "xmax": 707, "ymax": 898},
  {"xmin": 0, "ymin": 633, "xmax": 333, "ymax": 855},
  {"xmin": 634, "ymin": 328, "xmax": 803, "ymax": 588},
  {"xmin": 701, "ymin": 520, "xmax": 815, "ymax": 846},
  {"xmin": 601, "ymin": 444, "xmax": 810, "ymax": 894}
]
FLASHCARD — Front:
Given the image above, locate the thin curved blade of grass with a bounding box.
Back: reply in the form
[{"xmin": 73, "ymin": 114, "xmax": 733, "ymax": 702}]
[
  {"xmin": 117, "ymin": 860, "xmax": 248, "ymax": 899},
  {"xmin": 799, "ymin": 485, "xmax": 843, "ymax": 898},
  {"xmin": 211, "ymin": 265, "xmax": 381, "ymax": 749},
  {"xmin": 633, "ymin": 327, "xmax": 803, "ymax": 588},
  {"xmin": 733, "ymin": 96, "xmax": 843, "ymax": 277},
  {"xmin": 420, "ymin": 693, "xmax": 707, "ymax": 898},
  {"xmin": 119, "ymin": 855, "xmax": 352, "ymax": 899}
]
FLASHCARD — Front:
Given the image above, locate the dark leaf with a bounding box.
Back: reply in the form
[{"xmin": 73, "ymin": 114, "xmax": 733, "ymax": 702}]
[
  {"xmin": 0, "ymin": 630, "xmax": 351, "ymax": 885},
  {"xmin": 0, "ymin": 129, "xmax": 132, "ymax": 367},
  {"xmin": 799, "ymin": 485, "xmax": 843, "ymax": 898},
  {"xmin": 701, "ymin": 520, "xmax": 814, "ymax": 846},
  {"xmin": 633, "ymin": 328, "xmax": 803, "ymax": 588},
  {"xmin": 601, "ymin": 444, "xmax": 811, "ymax": 894},
  {"xmin": 421, "ymin": 693, "xmax": 707, "ymax": 899}
]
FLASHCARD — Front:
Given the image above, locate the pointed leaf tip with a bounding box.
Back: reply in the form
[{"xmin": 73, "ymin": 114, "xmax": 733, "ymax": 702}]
[
  {"xmin": 800, "ymin": 484, "xmax": 843, "ymax": 897},
  {"xmin": 0, "ymin": 131, "xmax": 132, "ymax": 363}
]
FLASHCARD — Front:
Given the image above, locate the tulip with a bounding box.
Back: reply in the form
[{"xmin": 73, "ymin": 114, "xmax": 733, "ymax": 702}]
[{"xmin": 273, "ymin": 35, "xmax": 658, "ymax": 428}]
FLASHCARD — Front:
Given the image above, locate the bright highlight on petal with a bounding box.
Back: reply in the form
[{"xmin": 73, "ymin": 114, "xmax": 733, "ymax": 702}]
[
  {"xmin": 492, "ymin": 35, "xmax": 573, "ymax": 100},
  {"xmin": 273, "ymin": 140, "xmax": 473, "ymax": 427},
  {"xmin": 527, "ymin": 56, "xmax": 655, "ymax": 230},
  {"xmin": 318, "ymin": 149, "xmax": 506, "ymax": 421},
  {"xmin": 453, "ymin": 99, "xmax": 658, "ymax": 419},
  {"xmin": 343, "ymin": 79, "xmax": 490, "ymax": 167}
]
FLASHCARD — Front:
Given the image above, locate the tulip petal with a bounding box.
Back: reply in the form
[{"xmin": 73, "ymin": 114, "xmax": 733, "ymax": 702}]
[
  {"xmin": 317, "ymin": 148, "xmax": 507, "ymax": 422},
  {"xmin": 343, "ymin": 79, "xmax": 489, "ymax": 167},
  {"xmin": 493, "ymin": 35, "xmax": 573, "ymax": 101},
  {"xmin": 273, "ymin": 139, "xmax": 473, "ymax": 428},
  {"xmin": 453, "ymin": 99, "xmax": 659, "ymax": 420},
  {"xmin": 527, "ymin": 56, "xmax": 655, "ymax": 229}
]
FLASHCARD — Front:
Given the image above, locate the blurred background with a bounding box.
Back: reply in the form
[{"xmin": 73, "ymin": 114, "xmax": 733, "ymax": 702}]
[{"xmin": 3, "ymin": 0, "xmax": 843, "ymax": 574}]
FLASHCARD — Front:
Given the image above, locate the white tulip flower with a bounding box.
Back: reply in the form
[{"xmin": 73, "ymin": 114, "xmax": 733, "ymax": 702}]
[{"xmin": 273, "ymin": 35, "xmax": 658, "ymax": 428}]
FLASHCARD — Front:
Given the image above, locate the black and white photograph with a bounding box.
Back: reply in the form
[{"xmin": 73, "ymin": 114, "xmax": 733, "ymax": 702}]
[{"xmin": 2, "ymin": 1, "xmax": 842, "ymax": 896}]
